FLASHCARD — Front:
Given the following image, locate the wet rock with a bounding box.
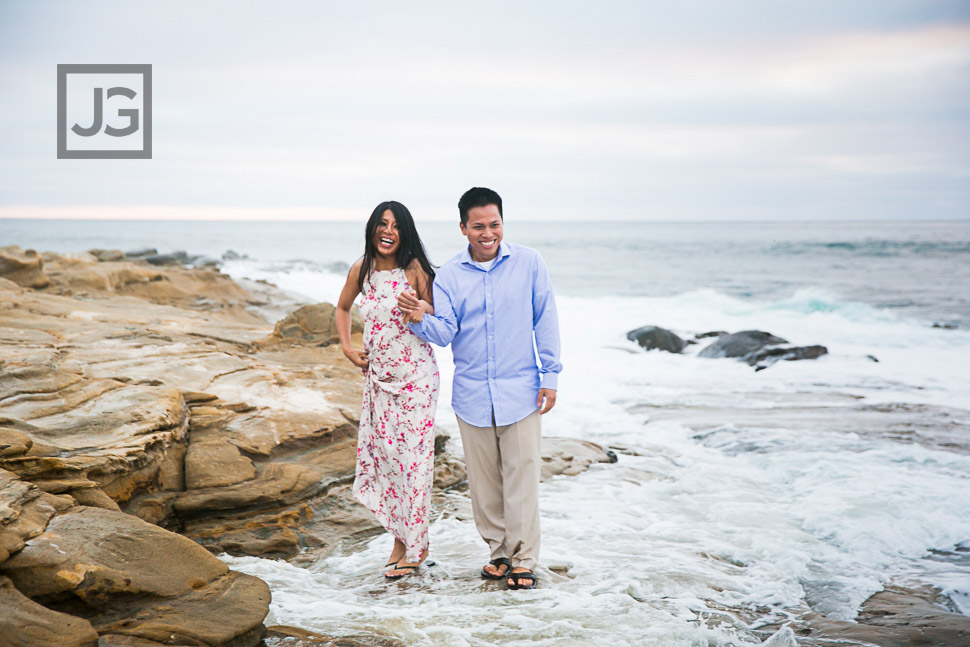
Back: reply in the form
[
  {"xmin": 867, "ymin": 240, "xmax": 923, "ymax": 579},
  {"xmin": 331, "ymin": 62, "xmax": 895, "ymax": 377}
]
[
  {"xmin": 222, "ymin": 250, "xmax": 248, "ymax": 261},
  {"xmin": 144, "ymin": 251, "xmax": 190, "ymax": 266},
  {"xmin": 698, "ymin": 330, "xmax": 788, "ymax": 358},
  {"xmin": 867, "ymin": 354, "xmax": 880, "ymax": 363},
  {"xmin": 259, "ymin": 302, "xmax": 364, "ymax": 347},
  {"xmin": 541, "ymin": 437, "xmax": 617, "ymax": 480},
  {"xmin": 87, "ymin": 249, "xmax": 126, "ymax": 262},
  {"xmin": 433, "ymin": 430, "xmax": 466, "ymax": 490},
  {"xmin": 0, "ymin": 574, "xmax": 99, "ymax": 647},
  {"xmin": 788, "ymin": 584, "xmax": 970, "ymax": 647},
  {"xmin": 190, "ymin": 255, "xmax": 221, "ymax": 268},
  {"xmin": 695, "ymin": 330, "xmax": 728, "ymax": 339},
  {"xmin": 0, "ymin": 245, "xmax": 50, "ymax": 289},
  {"xmin": 626, "ymin": 325, "xmax": 686, "ymax": 353},
  {"xmin": 746, "ymin": 344, "xmax": 828, "ymax": 371}
]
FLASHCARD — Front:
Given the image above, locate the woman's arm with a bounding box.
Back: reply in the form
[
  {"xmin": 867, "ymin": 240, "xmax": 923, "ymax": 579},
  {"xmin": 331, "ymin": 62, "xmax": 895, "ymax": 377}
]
[
  {"xmin": 404, "ymin": 260, "xmax": 435, "ymax": 319},
  {"xmin": 336, "ymin": 260, "xmax": 368, "ymax": 369}
]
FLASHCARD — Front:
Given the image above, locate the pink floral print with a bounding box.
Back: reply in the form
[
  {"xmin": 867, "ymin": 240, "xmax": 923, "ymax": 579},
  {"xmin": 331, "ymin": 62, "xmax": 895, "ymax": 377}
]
[{"xmin": 353, "ymin": 268, "xmax": 439, "ymax": 562}]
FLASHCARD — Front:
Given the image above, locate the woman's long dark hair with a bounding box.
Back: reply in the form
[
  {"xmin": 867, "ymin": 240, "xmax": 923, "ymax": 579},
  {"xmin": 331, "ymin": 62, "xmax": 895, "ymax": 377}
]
[{"xmin": 358, "ymin": 201, "xmax": 436, "ymax": 293}]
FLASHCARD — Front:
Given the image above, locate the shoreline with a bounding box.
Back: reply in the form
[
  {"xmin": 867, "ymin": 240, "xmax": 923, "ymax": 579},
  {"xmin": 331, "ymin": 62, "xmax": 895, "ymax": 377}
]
[{"xmin": 1, "ymin": 243, "xmax": 967, "ymax": 646}]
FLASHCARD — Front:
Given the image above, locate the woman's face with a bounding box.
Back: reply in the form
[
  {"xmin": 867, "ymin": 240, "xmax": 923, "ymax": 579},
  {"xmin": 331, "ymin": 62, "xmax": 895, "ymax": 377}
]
[{"xmin": 373, "ymin": 209, "xmax": 401, "ymax": 258}]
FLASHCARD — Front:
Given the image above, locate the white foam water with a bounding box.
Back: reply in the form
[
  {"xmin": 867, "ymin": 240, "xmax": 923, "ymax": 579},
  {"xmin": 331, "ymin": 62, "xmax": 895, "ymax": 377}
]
[{"xmin": 217, "ymin": 262, "xmax": 970, "ymax": 646}]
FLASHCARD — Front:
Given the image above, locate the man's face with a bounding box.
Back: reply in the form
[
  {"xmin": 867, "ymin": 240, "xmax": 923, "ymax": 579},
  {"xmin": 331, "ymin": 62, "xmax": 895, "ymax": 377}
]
[{"xmin": 461, "ymin": 204, "xmax": 503, "ymax": 262}]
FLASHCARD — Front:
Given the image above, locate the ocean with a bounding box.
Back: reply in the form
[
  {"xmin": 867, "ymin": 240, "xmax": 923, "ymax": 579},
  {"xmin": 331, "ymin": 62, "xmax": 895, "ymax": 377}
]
[{"xmin": 3, "ymin": 218, "xmax": 970, "ymax": 646}]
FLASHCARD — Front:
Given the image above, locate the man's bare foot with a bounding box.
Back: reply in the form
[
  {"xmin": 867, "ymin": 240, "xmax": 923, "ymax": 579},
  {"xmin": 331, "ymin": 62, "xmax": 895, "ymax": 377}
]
[
  {"xmin": 507, "ymin": 567, "xmax": 538, "ymax": 590},
  {"xmin": 481, "ymin": 557, "xmax": 511, "ymax": 579}
]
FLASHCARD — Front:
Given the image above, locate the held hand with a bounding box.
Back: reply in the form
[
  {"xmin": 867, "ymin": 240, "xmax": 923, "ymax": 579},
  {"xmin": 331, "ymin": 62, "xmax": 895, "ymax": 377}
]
[
  {"xmin": 342, "ymin": 347, "xmax": 369, "ymax": 369},
  {"xmin": 537, "ymin": 388, "xmax": 557, "ymax": 414},
  {"xmin": 398, "ymin": 290, "xmax": 428, "ymax": 323},
  {"xmin": 397, "ymin": 289, "xmax": 420, "ymax": 314}
]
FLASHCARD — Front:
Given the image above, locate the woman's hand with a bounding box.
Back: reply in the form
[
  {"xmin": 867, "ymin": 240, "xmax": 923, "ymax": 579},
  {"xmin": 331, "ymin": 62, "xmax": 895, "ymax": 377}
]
[
  {"xmin": 398, "ymin": 290, "xmax": 431, "ymax": 323},
  {"xmin": 342, "ymin": 347, "xmax": 369, "ymax": 369}
]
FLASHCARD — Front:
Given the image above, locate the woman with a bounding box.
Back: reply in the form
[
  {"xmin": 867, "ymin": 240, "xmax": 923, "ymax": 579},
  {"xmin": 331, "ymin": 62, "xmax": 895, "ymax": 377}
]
[{"xmin": 336, "ymin": 201, "xmax": 439, "ymax": 580}]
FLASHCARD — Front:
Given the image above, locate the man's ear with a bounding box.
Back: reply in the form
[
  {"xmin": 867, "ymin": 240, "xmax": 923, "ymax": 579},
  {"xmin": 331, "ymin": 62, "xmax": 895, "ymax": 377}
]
[{"xmin": 459, "ymin": 221, "xmax": 467, "ymax": 235}]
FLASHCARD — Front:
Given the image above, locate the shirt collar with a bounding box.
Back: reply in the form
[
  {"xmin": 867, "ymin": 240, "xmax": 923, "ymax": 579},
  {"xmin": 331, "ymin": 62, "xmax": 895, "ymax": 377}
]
[{"xmin": 461, "ymin": 241, "xmax": 511, "ymax": 266}]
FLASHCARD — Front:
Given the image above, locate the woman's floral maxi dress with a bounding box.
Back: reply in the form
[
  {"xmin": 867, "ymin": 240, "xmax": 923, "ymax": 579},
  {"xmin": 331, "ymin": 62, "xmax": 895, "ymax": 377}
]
[{"xmin": 353, "ymin": 268, "xmax": 439, "ymax": 562}]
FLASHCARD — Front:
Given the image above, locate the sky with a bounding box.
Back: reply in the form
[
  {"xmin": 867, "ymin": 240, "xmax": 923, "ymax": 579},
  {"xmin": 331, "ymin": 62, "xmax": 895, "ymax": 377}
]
[{"xmin": 0, "ymin": 0, "xmax": 968, "ymax": 221}]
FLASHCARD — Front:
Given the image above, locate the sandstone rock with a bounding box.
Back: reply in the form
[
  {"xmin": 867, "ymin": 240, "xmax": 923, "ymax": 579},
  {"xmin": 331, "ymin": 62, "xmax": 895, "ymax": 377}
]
[
  {"xmin": 260, "ymin": 302, "xmax": 363, "ymax": 347},
  {"xmin": 698, "ymin": 330, "xmax": 788, "ymax": 358},
  {"xmin": 173, "ymin": 463, "xmax": 326, "ymax": 517},
  {"xmin": 1, "ymin": 506, "xmax": 229, "ymax": 601},
  {"xmin": 184, "ymin": 437, "xmax": 257, "ymax": 490},
  {"xmin": 626, "ymin": 325, "xmax": 687, "ymax": 353},
  {"xmin": 90, "ymin": 571, "xmax": 269, "ymax": 647},
  {"xmin": 0, "ymin": 245, "xmax": 50, "ymax": 289},
  {"xmin": 0, "ymin": 427, "xmax": 32, "ymax": 457},
  {"xmin": 0, "ymin": 574, "xmax": 99, "ymax": 647},
  {"xmin": 0, "ymin": 469, "xmax": 73, "ymax": 564}
]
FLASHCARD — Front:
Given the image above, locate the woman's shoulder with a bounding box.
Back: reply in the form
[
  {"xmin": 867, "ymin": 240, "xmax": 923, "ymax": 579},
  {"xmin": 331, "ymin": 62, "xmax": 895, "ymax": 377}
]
[{"xmin": 348, "ymin": 258, "xmax": 364, "ymax": 277}]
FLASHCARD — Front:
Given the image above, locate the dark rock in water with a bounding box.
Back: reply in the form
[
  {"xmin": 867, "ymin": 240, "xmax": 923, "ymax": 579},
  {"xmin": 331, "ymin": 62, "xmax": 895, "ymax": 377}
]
[
  {"xmin": 626, "ymin": 325, "xmax": 687, "ymax": 353},
  {"xmin": 124, "ymin": 247, "xmax": 158, "ymax": 258},
  {"xmin": 746, "ymin": 345, "xmax": 828, "ymax": 371},
  {"xmin": 222, "ymin": 249, "xmax": 248, "ymax": 261},
  {"xmin": 191, "ymin": 255, "xmax": 221, "ymax": 268},
  {"xmin": 695, "ymin": 330, "xmax": 728, "ymax": 339},
  {"xmin": 933, "ymin": 321, "xmax": 959, "ymax": 329},
  {"xmin": 145, "ymin": 251, "xmax": 190, "ymax": 266},
  {"xmin": 698, "ymin": 330, "xmax": 788, "ymax": 358},
  {"xmin": 867, "ymin": 354, "xmax": 880, "ymax": 363}
]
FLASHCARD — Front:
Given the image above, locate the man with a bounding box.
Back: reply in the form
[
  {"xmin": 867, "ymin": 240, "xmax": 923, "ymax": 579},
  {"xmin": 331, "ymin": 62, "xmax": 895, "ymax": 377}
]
[{"xmin": 397, "ymin": 187, "xmax": 561, "ymax": 590}]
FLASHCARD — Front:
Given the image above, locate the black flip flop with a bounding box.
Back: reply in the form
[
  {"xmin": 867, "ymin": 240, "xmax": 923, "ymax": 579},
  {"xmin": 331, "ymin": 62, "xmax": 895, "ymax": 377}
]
[
  {"xmin": 384, "ymin": 564, "xmax": 420, "ymax": 581},
  {"xmin": 507, "ymin": 570, "xmax": 538, "ymax": 590},
  {"xmin": 481, "ymin": 557, "xmax": 511, "ymax": 580}
]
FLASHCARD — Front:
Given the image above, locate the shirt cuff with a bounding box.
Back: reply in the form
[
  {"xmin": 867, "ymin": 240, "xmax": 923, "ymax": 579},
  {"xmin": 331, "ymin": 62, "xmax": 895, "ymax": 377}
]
[{"xmin": 540, "ymin": 372, "xmax": 558, "ymax": 390}]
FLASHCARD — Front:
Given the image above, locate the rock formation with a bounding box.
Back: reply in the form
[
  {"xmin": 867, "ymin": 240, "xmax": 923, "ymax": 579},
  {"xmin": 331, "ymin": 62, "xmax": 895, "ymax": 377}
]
[{"xmin": 0, "ymin": 248, "xmax": 619, "ymax": 645}]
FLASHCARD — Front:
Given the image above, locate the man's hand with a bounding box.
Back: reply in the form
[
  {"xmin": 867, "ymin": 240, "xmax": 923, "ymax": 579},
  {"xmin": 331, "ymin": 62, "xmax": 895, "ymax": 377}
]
[
  {"xmin": 537, "ymin": 388, "xmax": 557, "ymax": 414},
  {"xmin": 397, "ymin": 290, "xmax": 429, "ymax": 323},
  {"xmin": 342, "ymin": 347, "xmax": 369, "ymax": 369}
]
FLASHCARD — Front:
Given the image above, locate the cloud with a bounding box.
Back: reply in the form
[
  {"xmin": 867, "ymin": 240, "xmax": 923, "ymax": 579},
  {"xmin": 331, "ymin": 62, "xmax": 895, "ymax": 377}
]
[{"xmin": 1, "ymin": 1, "xmax": 968, "ymax": 220}]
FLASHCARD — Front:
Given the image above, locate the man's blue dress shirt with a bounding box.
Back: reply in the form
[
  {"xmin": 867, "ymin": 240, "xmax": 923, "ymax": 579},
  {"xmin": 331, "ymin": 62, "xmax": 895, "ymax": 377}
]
[{"xmin": 409, "ymin": 241, "xmax": 561, "ymax": 427}]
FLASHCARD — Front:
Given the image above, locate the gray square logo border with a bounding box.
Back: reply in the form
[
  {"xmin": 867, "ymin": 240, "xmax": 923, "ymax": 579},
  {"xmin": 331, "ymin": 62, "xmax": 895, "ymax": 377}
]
[{"xmin": 57, "ymin": 64, "xmax": 152, "ymax": 159}]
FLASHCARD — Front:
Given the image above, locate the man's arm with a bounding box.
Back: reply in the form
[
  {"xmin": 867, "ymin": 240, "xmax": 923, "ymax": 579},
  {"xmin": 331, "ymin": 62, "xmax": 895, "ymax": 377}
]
[
  {"xmin": 532, "ymin": 254, "xmax": 561, "ymax": 412},
  {"xmin": 403, "ymin": 279, "xmax": 459, "ymax": 347}
]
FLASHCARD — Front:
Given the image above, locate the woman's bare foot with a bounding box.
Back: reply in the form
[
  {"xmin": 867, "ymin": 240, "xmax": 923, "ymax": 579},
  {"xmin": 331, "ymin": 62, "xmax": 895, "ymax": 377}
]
[
  {"xmin": 384, "ymin": 539, "xmax": 406, "ymax": 568},
  {"xmin": 385, "ymin": 548, "xmax": 429, "ymax": 579}
]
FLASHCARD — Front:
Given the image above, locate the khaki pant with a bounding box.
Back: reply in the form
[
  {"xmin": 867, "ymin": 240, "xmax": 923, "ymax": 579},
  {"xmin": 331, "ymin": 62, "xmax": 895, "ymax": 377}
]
[{"xmin": 456, "ymin": 408, "xmax": 542, "ymax": 571}]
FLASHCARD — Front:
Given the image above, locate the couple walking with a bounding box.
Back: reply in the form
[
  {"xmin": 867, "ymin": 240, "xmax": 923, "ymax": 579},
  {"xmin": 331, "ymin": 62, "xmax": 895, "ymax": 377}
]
[{"xmin": 335, "ymin": 187, "xmax": 561, "ymax": 590}]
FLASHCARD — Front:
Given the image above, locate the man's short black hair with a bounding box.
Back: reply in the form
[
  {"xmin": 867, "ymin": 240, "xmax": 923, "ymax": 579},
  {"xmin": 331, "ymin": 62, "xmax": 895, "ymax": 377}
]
[{"xmin": 458, "ymin": 187, "xmax": 503, "ymax": 225}]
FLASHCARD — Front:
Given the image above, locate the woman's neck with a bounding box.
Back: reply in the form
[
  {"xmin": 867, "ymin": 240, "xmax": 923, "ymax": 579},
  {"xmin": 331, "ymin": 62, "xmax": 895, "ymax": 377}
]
[{"xmin": 373, "ymin": 255, "xmax": 400, "ymax": 271}]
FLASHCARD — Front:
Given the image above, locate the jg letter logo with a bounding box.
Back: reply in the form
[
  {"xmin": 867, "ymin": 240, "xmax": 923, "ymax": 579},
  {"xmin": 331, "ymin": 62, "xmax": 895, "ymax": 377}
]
[{"xmin": 57, "ymin": 64, "xmax": 152, "ymax": 159}]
